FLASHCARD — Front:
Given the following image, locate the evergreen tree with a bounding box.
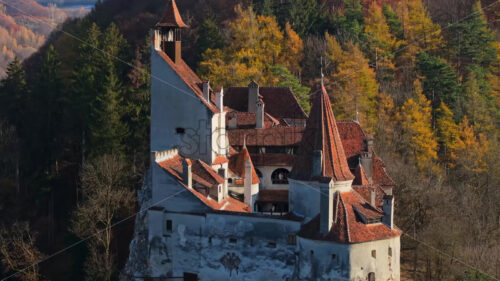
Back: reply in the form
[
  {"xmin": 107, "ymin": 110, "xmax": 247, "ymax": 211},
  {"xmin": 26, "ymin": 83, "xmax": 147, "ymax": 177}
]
[
  {"xmin": 266, "ymin": 65, "xmax": 310, "ymax": 113},
  {"xmin": 287, "ymin": 0, "xmax": 326, "ymax": 37},
  {"xmin": 382, "ymin": 4, "xmax": 404, "ymax": 41},
  {"xmin": 446, "ymin": 1, "xmax": 497, "ymax": 76},
  {"xmin": 416, "ymin": 52, "xmax": 460, "ymax": 115},
  {"xmin": 33, "ymin": 45, "xmax": 65, "ymax": 174},
  {"xmin": 254, "ymin": 0, "xmax": 274, "ymax": 16},
  {"xmin": 463, "ymin": 69, "xmax": 495, "ymax": 135},
  {"xmin": 0, "ymin": 58, "xmax": 29, "ymax": 136},
  {"xmin": 331, "ymin": 0, "xmax": 365, "ymax": 45},
  {"xmin": 195, "ymin": 17, "xmax": 224, "ymax": 64}
]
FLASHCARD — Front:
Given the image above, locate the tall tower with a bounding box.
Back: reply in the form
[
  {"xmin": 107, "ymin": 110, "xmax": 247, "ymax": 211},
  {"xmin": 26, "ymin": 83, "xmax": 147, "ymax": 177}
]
[{"xmin": 155, "ymin": 0, "xmax": 187, "ymax": 64}]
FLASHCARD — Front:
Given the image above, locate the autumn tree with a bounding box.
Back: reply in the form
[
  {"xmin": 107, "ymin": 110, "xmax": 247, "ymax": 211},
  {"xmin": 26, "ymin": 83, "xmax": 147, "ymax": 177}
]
[
  {"xmin": 450, "ymin": 116, "xmax": 489, "ymax": 174},
  {"xmin": 280, "ymin": 22, "xmax": 304, "ymax": 75},
  {"xmin": 436, "ymin": 102, "xmax": 459, "ymax": 165},
  {"xmin": 364, "ymin": 2, "xmax": 397, "ymax": 81},
  {"xmin": 383, "ymin": 4, "xmax": 404, "ymax": 41},
  {"xmin": 71, "ymin": 155, "xmax": 135, "ymax": 281},
  {"xmin": 325, "ymin": 34, "xmax": 379, "ymax": 133},
  {"xmin": 397, "ymin": 0, "xmax": 443, "ymax": 57},
  {"xmin": 463, "ymin": 69, "xmax": 495, "ymax": 135},
  {"xmin": 0, "ymin": 222, "xmax": 45, "ymax": 281},
  {"xmin": 398, "ymin": 81, "xmax": 438, "ymax": 169},
  {"xmin": 195, "ymin": 17, "xmax": 224, "ymax": 65}
]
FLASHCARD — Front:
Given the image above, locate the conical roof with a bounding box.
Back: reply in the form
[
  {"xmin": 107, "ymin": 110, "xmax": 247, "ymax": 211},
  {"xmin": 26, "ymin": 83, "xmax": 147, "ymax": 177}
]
[
  {"xmin": 290, "ymin": 85, "xmax": 354, "ymax": 182},
  {"xmin": 156, "ymin": 0, "xmax": 188, "ymax": 28}
]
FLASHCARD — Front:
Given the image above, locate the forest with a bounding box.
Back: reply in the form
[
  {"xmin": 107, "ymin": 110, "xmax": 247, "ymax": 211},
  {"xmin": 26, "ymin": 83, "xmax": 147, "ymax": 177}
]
[{"xmin": 0, "ymin": 0, "xmax": 499, "ymax": 280}]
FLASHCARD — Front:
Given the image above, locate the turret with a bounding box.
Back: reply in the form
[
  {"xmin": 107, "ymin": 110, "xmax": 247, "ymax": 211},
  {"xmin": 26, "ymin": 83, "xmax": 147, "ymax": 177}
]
[{"xmin": 155, "ymin": 0, "xmax": 187, "ymax": 64}]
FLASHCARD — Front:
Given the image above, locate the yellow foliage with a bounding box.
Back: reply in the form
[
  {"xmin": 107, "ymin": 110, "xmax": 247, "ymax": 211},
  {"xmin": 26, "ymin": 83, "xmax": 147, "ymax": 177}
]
[
  {"xmin": 399, "ymin": 81, "xmax": 438, "ymax": 168},
  {"xmin": 280, "ymin": 22, "xmax": 303, "ymax": 75},
  {"xmin": 397, "ymin": 0, "xmax": 442, "ymax": 57},
  {"xmin": 450, "ymin": 116, "xmax": 489, "ymax": 173},
  {"xmin": 364, "ymin": 2, "xmax": 397, "ymax": 78},
  {"xmin": 436, "ymin": 102, "xmax": 459, "ymax": 164},
  {"xmin": 324, "ymin": 36, "xmax": 379, "ymax": 133}
]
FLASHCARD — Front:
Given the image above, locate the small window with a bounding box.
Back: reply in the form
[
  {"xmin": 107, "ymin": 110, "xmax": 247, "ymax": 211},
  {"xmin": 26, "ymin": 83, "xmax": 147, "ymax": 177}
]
[
  {"xmin": 166, "ymin": 220, "xmax": 172, "ymax": 232},
  {"xmin": 271, "ymin": 168, "xmax": 290, "ymax": 184},
  {"xmin": 175, "ymin": 127, "xmax": 185, "ymax": 134},
  {"xmin": 371, "ymin": 250, "xmax": 376, "ymax": 258},
  {"xmin": 331, "ymin": 254, "xmax": 337, "ymax": 260},
  {"xmin": 388, "ymin": 247, "xmax": 392, "ymax": 257},
  {"xmin": 228, "ymin": 178, "xmax": 233, "ymax": 184},
  {"xmin": 229, "ymin": 238, "xmax": 237, "ymax": 244},
  {"xmin": 267, "ymin": 242, "xmax": 277, "ymax": 248},
  {"xmin": 288, "ymin": 235, "xmax": 296, "ymax": 245}
]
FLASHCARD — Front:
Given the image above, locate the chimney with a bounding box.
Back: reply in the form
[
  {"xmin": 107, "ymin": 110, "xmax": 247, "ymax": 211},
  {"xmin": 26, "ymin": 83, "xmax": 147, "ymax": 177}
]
[
  {"xmin": 248, "ymin": 81, "xmax": 259, "ymax": 113},
  {"xmin": 256, "ymin": 97, "xmax": 265, "ymax": 129},
  {"xmin": 370, "ymin": 187, "xmax": 376, "ymax": 206},
  {"xmin": 215, "ymin": 86, "xmax": 224, "ymax": 111},
  {"xmin": 320, "ymin": 182, "xmax": 334, "ymax": 234},
  {"xmin": 382, "ymin": 195, "xmax": 394, "ymax": 229},
  {"xmin": 312, "ymin": 150, "xmax": 323, "ymax": 178},
  {"xmin": 203, "ymin": 80, "xmax": 210, "ymax": 102},
  {"xmin": 360, "ymin": 137, "xmax": 373, "ymax": 183},
  {"xmin": 182, "ymin": 158, "xmax": 192, "ymax": 189},
  {"xmin": 244, "ymin": 159, "xmax": 253, "ymax": 210}
]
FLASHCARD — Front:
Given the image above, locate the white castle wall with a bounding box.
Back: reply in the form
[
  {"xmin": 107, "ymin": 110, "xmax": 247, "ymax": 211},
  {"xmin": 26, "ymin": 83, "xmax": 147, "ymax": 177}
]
[
  {"xmin": 150, "ymin": 48, "xmax": 214, "ymax": 164},
  {"xmin": 349, "ymin": 236, "xmax": 400, "ymax": 281}
]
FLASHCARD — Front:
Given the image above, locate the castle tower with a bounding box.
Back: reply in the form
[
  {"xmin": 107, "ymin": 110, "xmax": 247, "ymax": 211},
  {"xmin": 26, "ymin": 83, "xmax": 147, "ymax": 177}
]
[{"xmin": 155, "ymin": 0, "xmax": 187, "ymax": 64}]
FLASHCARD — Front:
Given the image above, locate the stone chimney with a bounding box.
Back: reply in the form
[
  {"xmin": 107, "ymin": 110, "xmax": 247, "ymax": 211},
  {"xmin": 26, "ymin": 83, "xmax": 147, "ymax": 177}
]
[
  {"xmin": 244, "ymin": 158, "xmax": 253, "ymax": 209},
  {"xmin": 248, "ymin": 81, "xmax": 259, "ymax": 113},
  {"xmin": 382, "ymin": 195, "xmax": 394, "ymax": 229},
  {"xmin": 203, "ymin": 80, "xmax": 210, "ymax": 102},
  {"xmin": 370, "ymin": 187, "xmax": 376, "ymax": 206},
  {"xmin": 256, "ymin": 97, "xmax": 265, "ymax": 129},
  {"xmin": 320, "ymin": 181, "xmax": 334, "ymax": 234},
  {"xmin": 360, "ymin": 137, "xmax": 373, "ymax": 183},
  {"xmin": 215, "ymin": 86, "xmax": 224, "ymax": 111},
  {"xmin": 312, "ymin": 150, "xmax": 323, "ymax": 178},
  {"xmin": 182, "ymin": 158, "xmax": 192, "ymax": 189}
]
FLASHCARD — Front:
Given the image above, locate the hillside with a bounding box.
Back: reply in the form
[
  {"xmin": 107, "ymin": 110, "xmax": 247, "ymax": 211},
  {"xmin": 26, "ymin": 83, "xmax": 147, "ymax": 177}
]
[{"xmin": 0, "ymin": 0, "xmax": 68, "ymax": 76}]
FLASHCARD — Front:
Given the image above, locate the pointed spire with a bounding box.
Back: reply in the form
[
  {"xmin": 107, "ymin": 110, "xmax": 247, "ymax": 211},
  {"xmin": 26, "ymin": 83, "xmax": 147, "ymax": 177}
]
[
  {"xmin": 290, "ymin": 86, "xmax": 354, "ymax": 182},
  {"xmin": 157, "ymin": 0, "xmax": 188, "ymax": 28}
]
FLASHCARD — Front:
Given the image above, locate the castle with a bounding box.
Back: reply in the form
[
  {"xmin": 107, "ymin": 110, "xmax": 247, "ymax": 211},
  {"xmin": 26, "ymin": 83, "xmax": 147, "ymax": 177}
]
[{"xmin": 124, "ymin": 1, "xmax": 401, "ymax": 280}]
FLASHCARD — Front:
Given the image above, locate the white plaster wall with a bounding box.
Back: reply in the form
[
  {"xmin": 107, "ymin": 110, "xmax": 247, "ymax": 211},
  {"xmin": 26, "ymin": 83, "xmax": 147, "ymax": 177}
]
[
  {"xmin": 349, "ymin": 236, "xmax": 401, "ymax": 281},
  {"xmin": 211, "ymin": 112, "xmax": 227, "ymax": 163},
  {"xmin": 297, "ymin": 237, "xmax": 351, "ymax": 281},
  {"xmin": 256, "ymin": 165, "xmax": 292, "ymax": 190},
  {"xmin": 151, "ymin": 212, "xmax": 302, "ymax": 280},
  {"xmin": 151, "ymin": 49, "xmax": 213, "ymax": 164},
  {"xmin": 151, "ymin": 163, "xmax": 209, "ymax": 213},
  {"xmin": 289, "ymin": 179, "xmax": 320, "ymax": 220}
]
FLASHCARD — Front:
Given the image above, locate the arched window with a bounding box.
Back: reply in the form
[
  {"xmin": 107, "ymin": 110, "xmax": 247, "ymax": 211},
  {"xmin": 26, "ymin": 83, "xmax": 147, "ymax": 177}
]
[
  {"xmin": 271, "ymin": 168, "xmax": 289, "ymax": 184},
  {"xmin": 256, "ymin": 169, "xmax": 263, "ymax": 179},
  {"xmin": 368, "ymin": 272, "xmax": 375, "ymax": 281}
]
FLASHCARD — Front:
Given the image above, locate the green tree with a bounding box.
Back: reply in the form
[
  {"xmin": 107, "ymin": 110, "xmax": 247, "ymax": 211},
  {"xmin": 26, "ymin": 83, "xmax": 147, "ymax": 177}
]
[
  {"xmin": 265, "ymin": 65, "xmax": 310, "ymax": 113},
  {"xmin": 416, "ymin": 52, "xmax": 460, "ymax": 115},
  {"xmin": 0, "ymin": 58, "xmax": 29, "ymax": 136},
  {"xmin": 463, "ymin": 69, "xmax": 495, "ymax": 135},
  {"xmin": 446, "ymin": 1, "xmax": 497, "ymax": 76},
  {"xmin": 254, "ymin": 0, "xmax": 274, "ymax": 16},
  {"xmin": 459, "ymin": 270, "xmax": 490, "ymax": 281},
  {"xmin": 33, "ymin": 45, "xmax": 65, "ymax": 174},
  {"xmin": 331, "ymin": 0, "xmax": 365, "ymax": 45},
  {"xmin": 382, "ymin": 4, "xmax": 404, "ymax": 41},
  {"xmin": 195, "ymin": 17, "xmax": 224, "ymax": 64},
  {"xmin": 287, "ymin": 0, "xmax": 326, "ymax": 37}
]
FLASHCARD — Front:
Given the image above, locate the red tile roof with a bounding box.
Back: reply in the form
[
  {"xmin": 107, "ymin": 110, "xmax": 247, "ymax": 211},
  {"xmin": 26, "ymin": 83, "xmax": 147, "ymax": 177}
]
[
  {"xmin": 156, "ymin": 0, "xmax": 187, "ymax": 28},
  {"xmin": 290, "ymin": 86, "xmax": 355, "ymax": 182},
  {"xmin": 157, "ymin": 51, "xmax": 219, "ymax": 113},
  {"xmin": 226, "ymin": 111, "xmax": 280, "ymax": 129},
  {"xmin": 212, "ymin": 155, "xmax": 229, "ymax": 165},
  {"xmin": 224, "ymin": 87, "xmax": 307, "ymax": 119},
  {"xmin": 373, "ymin": 153, "xmax": 395, "ymax": 187},
  {"xmin": 298, "ymin": 190, "xmax": 401, "ymax": 243},
  {"xmin": 353, "ymin": 185, "xmax": 386, "ymax": 209},
  {"xmin": 228, "ymin": 147, "xmax": 260, "ymax": 184},
  {"xmin": 157, "ymin": 155, "xmax": 250, "ymax": 213},
  {"xmin": 227, "ymin": 127, "xmax": 304, "ymax": 146},
  {"xmin": 257, "ymin": 190, "xmax": 289, "ymax": 203}
]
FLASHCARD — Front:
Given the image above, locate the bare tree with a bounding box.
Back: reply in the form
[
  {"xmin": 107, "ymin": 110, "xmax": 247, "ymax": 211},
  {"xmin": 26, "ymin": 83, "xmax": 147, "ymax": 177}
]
[
  {"xmin": 0, "ymin": 222, "xmax": 45, "ymax": 281},
  {"xmin": 71, "ymin": 155, "xmax": 135, "ymax": 281}
]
